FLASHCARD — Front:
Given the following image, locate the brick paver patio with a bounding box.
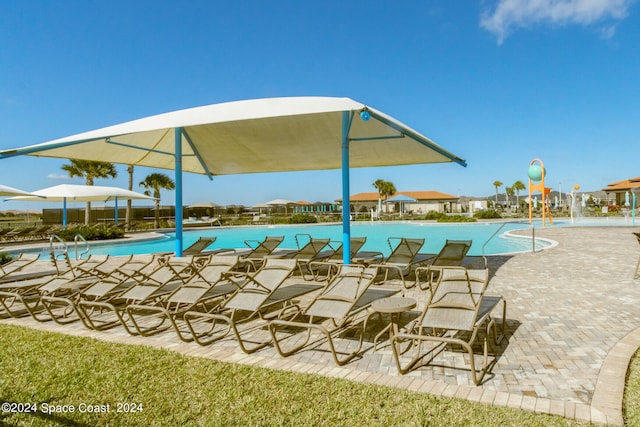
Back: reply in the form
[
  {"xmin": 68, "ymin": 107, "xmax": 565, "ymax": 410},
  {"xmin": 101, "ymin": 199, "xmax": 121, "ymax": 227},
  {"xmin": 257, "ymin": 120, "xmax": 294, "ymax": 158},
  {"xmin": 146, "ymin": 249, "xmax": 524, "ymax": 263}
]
[{"xmin": 2, "ymin": 225, "xmax": 639, "ymax": 425}]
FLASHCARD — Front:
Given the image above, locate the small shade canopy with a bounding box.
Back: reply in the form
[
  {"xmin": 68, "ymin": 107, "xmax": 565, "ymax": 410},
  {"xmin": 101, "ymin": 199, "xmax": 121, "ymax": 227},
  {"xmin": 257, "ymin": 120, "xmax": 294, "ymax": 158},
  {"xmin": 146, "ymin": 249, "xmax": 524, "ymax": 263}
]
[
  {"xmin": 385, "ymin": 194, "xmax": 418, "ymax": 203},
  {"xmin": 0, "ymin": 96, "xmax": 466, "ymax": 260},
  {"xmin": 0, "ymin": 184, "xmax": 36, "ymax": 197},
  {"xmin": 266, "ymin": 198, "xmax": 296, "ymax": 206},
  {"xmin": 10, "ymin": 184, "xmax": 153, "ymax": 226}
]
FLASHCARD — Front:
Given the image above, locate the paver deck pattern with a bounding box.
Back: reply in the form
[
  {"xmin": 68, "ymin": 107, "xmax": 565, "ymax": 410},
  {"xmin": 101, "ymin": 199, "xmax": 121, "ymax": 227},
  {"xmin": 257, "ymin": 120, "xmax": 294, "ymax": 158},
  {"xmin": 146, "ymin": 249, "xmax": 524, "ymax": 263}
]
[{"xmin": 2, "ymin": 225, "xmax": 640, "ymax": 425}]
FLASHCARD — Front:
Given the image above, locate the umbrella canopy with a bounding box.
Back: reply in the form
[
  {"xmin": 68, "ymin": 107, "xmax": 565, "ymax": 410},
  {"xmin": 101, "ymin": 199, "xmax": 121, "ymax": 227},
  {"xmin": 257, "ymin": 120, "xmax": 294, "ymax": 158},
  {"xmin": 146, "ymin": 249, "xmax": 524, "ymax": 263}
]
[
  {"xmin": 385, "ymin": 194, "xmax": 417, "ymax": 203},
  {"xmin": 266, "ymin": 198, "xmax": 296, "ymax": 206},
  {"xmin": 0, "ymin": 96, "xmax": 467, "ymax": 259},
  {"xmin": 187, "ymin": 201, "xmax": 219, "ymax": 209},
  {"xmin": 10, "ymin": 184, "xmax": 153, "ymax": 227},
  {"xmin": 11, "ymin": 184, "xmax": 154, "ymax": 203},
  {"xmin": 0, "ymin": 184, "xmax": 36, "ymax": 197}
]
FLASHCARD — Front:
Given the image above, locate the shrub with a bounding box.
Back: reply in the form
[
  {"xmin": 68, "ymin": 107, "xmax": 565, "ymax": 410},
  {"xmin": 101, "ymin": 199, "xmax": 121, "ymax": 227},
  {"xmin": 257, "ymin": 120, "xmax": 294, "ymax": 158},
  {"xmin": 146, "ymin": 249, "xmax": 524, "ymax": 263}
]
[
  {"xmin": 0, "ymin": 252, "xmax": 13, "ymax": 265},
  {"xmin": 289, "ymin": 214, "xmax": 318, "ymax": 224},
  {"xmin": 423, "ymin": 211, "xmax": 445, "ymax": 220},
  {"xmin": 57, "ymin": 224, "xmax": 125, "ymax": 241},
  {"xmin": 473, "ymin": 209, "xmax": 502, "ymax": 219},
  {"xmin": 437, "ymin": 215, "xmax": 476, "ymax": 223}
]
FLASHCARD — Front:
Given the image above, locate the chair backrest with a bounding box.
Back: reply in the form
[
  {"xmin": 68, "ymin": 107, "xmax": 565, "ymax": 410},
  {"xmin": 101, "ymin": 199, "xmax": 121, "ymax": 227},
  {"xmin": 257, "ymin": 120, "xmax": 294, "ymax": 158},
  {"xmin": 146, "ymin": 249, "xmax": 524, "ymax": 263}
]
[
  {"xmin": 305, "ymin": 264, "xmax": 377, "ymax": 319},
  {"xmin": 328, "ymin": 237, "xmax": 368, "ymax": 261},
  {"xmin": 431, "ymin": 240, "xmax": 472, "ymax": 267},
  {"xmin": 0, "ymin": 253, "xmax": 40, "ymax": 276},
  {"xmin": 419, "ymin": 266, "xmax": 489, "ymax": 332},
  {"xmin": 386, "ymin": 238, "xmax": 425, "ymax": 264},
  {"xmin": 187, "ymin": 255, "xmax": 240, "ymax": 288},
  {"xmin": 293, "ymin": 238, "xmax": 330, "ymax": 259},
  {"xmin": 634, "ymin": 232, "xmax": 640, "ymax": 245},
  {"xmin": 183, "ymin": 237, "xmax": 216, "ymax": 255},
  {"xmin": 247, "ymin": 236, "xmax": 284, "ymax": 258},
  {"xmin": 224, "ymin": 258, "xmax": 297, "ymax": 311}
]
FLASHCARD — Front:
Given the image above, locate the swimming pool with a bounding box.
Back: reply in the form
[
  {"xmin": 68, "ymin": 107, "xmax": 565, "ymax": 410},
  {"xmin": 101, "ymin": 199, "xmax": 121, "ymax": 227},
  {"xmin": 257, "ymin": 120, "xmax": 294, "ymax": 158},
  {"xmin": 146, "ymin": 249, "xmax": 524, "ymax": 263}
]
[{"xmin": 31, "ymin": 221, "xmax": 554, "ymax": 258}]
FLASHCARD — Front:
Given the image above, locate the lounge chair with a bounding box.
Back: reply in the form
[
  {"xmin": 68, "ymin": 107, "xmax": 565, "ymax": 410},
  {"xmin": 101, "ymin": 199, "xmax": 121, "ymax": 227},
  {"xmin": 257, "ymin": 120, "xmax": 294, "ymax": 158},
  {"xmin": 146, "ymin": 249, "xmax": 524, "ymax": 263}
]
[
  {"xmin": 40, "ymin": 254, "xmax": 167, "ymax": 327},
  {"xmin": 307, "ymin": 237, "xmax": 383, "ymax": 280},
  {"xmin": 125, "ymin": 255, "xmax": 241, "ymax": 340},
  {"xmin": 414, "ymin": 240, "xmax": 473, "ymax": 289},
  {"xmin": 0, "ymin": 254, "xmax": 112, "ymax": 321},
  {"xmin": 0, "ymin": 253, "xmax": 40, "ymax": 279},
  {"xmin": 391, "ymin": 265, "xmax": 506, "ymax": 385},
  {"xmin": 183, "ymin": 258, "xmax": 323, "ymax": 353},
  {"xmin": 232, "ymin": 235, "xmax": 285, "ymax": 271},
  {"xmin": 269, "ymin": 235, "xmax": 330, "ymax": 277},
  {"xmin": 269, "ymin": 264, "xmax": 400, "ymax": 365},
  {"xmin": 182, "ymin": 237, "xmax": 217, "ymax": 256},
  {"xmin": 634, "ymin": 232, "xmax": 640, "ymax": 280},
  {"xmin": 76, "ymin": 256, "xmax": 200, "ymax": 333},
  {"xmin": 370, "ymin": 237, "xmax": 429, "ymax": 288}
]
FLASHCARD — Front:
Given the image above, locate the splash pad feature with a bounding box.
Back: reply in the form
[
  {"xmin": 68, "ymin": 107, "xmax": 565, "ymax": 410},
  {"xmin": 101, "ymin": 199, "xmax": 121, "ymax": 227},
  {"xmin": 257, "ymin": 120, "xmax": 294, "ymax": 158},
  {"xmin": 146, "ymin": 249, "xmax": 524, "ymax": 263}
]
[{"xmin": 528, "ymin": 158, "xmax": 553, "ymax": 227}]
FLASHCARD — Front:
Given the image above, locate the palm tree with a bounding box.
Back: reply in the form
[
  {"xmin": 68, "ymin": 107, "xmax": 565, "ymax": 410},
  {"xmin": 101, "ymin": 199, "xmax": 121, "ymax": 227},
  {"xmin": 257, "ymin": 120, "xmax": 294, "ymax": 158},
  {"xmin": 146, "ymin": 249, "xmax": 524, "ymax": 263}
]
[
  {"xmin": 505, "ymin": 185, "xmax": 514, "ymax": 208},
  {"xmin": 492, "ymin": 180, "xmax": 503, "ymax": 208},
  {"xmin": 61, "ymin": 159, "xmax": 118, "ymax": 225},
  {"xmin": 139, "ymin": 173, "xmax": 175, "ymax": 228},
  {"xmin": 513, "ymin": 180, "xmax": 526, "ymax": 212},
  {"xmin": 373, "ymin": 179, "xmax": 397, "ymax": 213}
]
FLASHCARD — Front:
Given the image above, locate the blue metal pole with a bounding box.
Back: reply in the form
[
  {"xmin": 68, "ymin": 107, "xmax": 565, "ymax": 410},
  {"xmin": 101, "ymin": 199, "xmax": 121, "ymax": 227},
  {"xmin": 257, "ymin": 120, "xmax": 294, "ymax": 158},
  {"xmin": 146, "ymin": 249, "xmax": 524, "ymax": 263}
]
[
  {"xmin": 175, "ymin": 127, "xmax": 184, "ymax": 256},
  {"xmin": 63, "ymin": 198, "xmax": 67, "ymax": 229},
  {"xmin": 114, "ymin": 196, "xmax": 119, "ymax": 226},
  {"xmin": 341, "ymin": 111, "xmax": 351, "ymax": 264}
]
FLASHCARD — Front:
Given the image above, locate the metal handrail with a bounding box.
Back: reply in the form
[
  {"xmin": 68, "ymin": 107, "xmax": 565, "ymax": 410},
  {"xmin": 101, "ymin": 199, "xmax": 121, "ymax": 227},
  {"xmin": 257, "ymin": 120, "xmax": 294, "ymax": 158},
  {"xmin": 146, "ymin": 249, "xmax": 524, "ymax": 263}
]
[
  {"xmin": 49, "ymin": 234, "xmax": 68, "ymax": 259},
  {"xmin": 74, "ymin": 234, "xmax": 90, "ymax": 259},
  {"xmin": 481, "ymin": 222, "xmax": 510, "ymax": 258}
]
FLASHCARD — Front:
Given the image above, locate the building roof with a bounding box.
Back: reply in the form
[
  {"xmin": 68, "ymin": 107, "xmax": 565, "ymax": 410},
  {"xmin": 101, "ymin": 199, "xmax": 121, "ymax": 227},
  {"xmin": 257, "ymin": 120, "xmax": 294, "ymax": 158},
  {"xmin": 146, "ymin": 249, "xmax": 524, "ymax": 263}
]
[
  {"xmin": 602, "ymin": 177, "xmax": 640, "ymax": 192},
  {"xmin": 337, "ymin": 190, "xmax": 458, "ymax": 202}
]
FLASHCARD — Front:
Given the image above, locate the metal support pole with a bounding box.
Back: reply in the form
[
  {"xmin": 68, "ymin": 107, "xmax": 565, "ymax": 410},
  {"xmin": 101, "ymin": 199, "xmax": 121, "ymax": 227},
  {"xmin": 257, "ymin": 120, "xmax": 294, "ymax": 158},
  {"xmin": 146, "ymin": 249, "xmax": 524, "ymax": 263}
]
[
  {"xmin": 175, "ymin": 127, "xmax": 184, "ymax": 256},
  {"xmin": 341, "ymin": 111, "xmax": 351, "ymax": 264}
]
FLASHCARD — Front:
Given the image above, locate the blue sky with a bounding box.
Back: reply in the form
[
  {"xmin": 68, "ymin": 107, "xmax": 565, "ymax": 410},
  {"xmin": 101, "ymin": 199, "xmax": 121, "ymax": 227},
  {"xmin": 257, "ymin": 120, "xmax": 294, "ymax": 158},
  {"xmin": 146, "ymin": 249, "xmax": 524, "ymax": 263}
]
[{"xmin": 1, "ymin": 0, "xmax": 638, "ymax": 211}]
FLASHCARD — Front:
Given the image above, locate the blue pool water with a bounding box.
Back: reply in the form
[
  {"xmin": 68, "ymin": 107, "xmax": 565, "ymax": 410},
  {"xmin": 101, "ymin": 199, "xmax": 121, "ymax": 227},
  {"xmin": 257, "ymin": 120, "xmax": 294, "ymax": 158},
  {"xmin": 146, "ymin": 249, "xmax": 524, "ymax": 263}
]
[{"xmin": 49, "ymin": 221, "xmax": 554, "ymax": 257}]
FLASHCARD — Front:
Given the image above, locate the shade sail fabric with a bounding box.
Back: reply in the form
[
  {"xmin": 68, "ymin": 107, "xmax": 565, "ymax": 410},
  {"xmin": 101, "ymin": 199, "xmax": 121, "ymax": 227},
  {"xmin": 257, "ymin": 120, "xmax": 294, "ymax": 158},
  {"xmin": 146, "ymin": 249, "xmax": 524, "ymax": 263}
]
[
  {"xmin": 0, "ymin": 184, "xmax": 36, "ymax": 197},
  {"xmin": 0, "ymin": 97, "xmax": 466, "ymax": 175},
  {"xmin": 266, "ymin": 199, "xmax": 296, "ymax": 205},
  {"xmin": 10, "ymin": 184, "xmax": 154, "ymax": 202},
  {"xmin": 385, "ymin": 194, "xmax": 418, "ymax": 203}
]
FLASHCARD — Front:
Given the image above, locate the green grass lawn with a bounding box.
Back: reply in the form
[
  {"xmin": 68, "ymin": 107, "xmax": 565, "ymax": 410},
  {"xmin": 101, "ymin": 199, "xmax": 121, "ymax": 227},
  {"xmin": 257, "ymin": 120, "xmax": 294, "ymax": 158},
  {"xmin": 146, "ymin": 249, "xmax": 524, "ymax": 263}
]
[{"xmin": 0, "ymin": 323, "xmax": 623, "ymax": 426}]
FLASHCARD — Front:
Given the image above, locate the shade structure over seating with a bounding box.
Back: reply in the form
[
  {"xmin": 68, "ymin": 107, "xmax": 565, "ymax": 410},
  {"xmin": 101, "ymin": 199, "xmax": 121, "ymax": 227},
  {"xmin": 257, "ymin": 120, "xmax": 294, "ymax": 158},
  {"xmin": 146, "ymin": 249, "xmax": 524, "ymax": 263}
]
[
  {"xmin": 385, "ymin": 194, "xmax": 417, "ymax": 218},
  {"xmin": 0, "ymin": 96, "xmax": 467, "ymax": 260},
  {"xmin": 0, "ymin": 184, "xmax": 36, "ymax": 197},
  {"xmin": 9, "ymin": 184, "xmax": 153, "ymax": 226}
]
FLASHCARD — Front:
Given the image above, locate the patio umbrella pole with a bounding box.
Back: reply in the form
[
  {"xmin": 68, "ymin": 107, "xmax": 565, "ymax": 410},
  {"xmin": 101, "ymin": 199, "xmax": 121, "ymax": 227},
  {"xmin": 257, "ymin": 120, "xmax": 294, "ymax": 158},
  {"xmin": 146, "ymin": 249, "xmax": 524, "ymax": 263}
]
[
  {"xmin": 341, "ymin": 111, "xmax": 352, "ymax": 264},
  {"xmin": 175, "ymin": 127, "xmax": 184, "ymax": 256}
]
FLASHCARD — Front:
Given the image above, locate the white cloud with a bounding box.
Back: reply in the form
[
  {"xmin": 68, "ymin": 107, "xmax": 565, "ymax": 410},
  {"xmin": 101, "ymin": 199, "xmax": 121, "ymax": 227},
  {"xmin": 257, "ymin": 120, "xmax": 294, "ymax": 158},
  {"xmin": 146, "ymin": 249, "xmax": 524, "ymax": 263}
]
[{"xmin": 480, "ymin": 0, "xmax": 634, "ymax": 44}]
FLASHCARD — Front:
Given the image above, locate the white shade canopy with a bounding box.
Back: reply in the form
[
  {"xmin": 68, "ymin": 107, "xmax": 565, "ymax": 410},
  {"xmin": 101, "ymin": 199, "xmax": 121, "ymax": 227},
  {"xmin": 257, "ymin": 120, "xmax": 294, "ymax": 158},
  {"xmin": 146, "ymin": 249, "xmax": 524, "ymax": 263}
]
[
  {"xmin": 0, "ymin": 184, "xmax": 36, "ymax": 197},
  {"xmin": 266, "ymin": 198, "xmax": 296, "ymax": 206},
  {"xmin": 0, "ymin": 96, "xmax": 466, "ymax": 258},
  {"xmin": 9, "ymin": 184, "xmax": 154, "ymax": 202},
  {"xmin": 0, "ymin": 97, "xmax": 465, "ymax": 176}
]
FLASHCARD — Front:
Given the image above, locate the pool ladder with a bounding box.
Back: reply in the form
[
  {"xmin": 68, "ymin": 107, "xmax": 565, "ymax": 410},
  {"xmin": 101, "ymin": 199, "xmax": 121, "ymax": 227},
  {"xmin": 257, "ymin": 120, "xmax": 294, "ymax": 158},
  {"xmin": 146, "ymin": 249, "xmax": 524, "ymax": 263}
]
[
  {"xmin": 481, "ymin": 221, "xmax": 538, "ymax": 257},
  {"xmin": 49, "ymin": 234, "xmax": 91, "ymax": 261}
]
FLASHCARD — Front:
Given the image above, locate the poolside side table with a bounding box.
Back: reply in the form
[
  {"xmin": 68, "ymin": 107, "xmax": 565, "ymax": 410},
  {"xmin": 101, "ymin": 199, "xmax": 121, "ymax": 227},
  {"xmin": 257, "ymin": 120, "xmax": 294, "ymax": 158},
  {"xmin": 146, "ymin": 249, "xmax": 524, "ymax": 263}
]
[{"xmin": 371, "ymin": 297, "xmax": 417, "ymax": 351}]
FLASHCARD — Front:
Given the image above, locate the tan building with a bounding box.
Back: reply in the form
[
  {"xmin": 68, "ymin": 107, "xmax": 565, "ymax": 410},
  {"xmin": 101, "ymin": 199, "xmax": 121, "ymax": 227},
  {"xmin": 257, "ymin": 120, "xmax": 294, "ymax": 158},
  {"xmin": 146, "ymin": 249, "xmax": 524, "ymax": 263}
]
[
  {"xmin": 602, "ymin": 177, "xmax": 640, "ymax": 206},
  {"xmin": 338, "ymin": 190, "xmax": 460, "ymax": 215}
]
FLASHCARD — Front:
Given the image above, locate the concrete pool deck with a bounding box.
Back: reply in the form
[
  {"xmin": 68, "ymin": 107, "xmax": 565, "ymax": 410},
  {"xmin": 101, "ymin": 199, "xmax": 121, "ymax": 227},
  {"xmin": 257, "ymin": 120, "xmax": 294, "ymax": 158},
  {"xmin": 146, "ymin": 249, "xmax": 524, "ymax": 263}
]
[{"xmin": 1, "ymin": 225, "xmax": 639, "ymax": 424}]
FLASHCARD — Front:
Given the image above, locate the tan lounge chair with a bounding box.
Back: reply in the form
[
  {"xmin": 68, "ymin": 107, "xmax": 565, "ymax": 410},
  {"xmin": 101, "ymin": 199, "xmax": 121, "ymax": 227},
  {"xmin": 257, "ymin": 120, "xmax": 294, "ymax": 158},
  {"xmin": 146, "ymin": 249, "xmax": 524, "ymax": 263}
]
[
  {"xmin": 182, "ymin": 237, "xmax": 216, "ymax": 256},
  {"xmin": 269, "ymin": 264, "xmax": 400, "ymax": 365},
  {"xmin": 39, "ymin": 254, "xmax": 166, "ymax": 326},
  {"xmin": 371, "ymin": 237, "xmax": 429, "ymax": 288},
  {"xmin": 0, "ymin": 254, "xmax": 113, "ymax": 321},
  {"xmin": 76, "ymin": 256, "xmax": 199, "ymax": 333},
  {"xmin": 232, "ymin": 235, "xmax": 285, "ymax": 271},
  {"xmin": 125, "ymin": 255, "xmax": 241, "ymax": 340},
  {"xmin": 183, "ymin": 258, "xmax": 323, "ymax": 353},
  {"xmin": 269, "ymin": 235, "xmax": 330, "ymax": 277},
  {"xmin": 414, "ymin": 239, "xmax": 473, "ymax": 289},
  {"xmin": 391, "ymin": 265, "xmax": 506, "ymax": 385},
  {"xmin": 0, "ymin": 253, "xmax": 40, "ymax": 279}
]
